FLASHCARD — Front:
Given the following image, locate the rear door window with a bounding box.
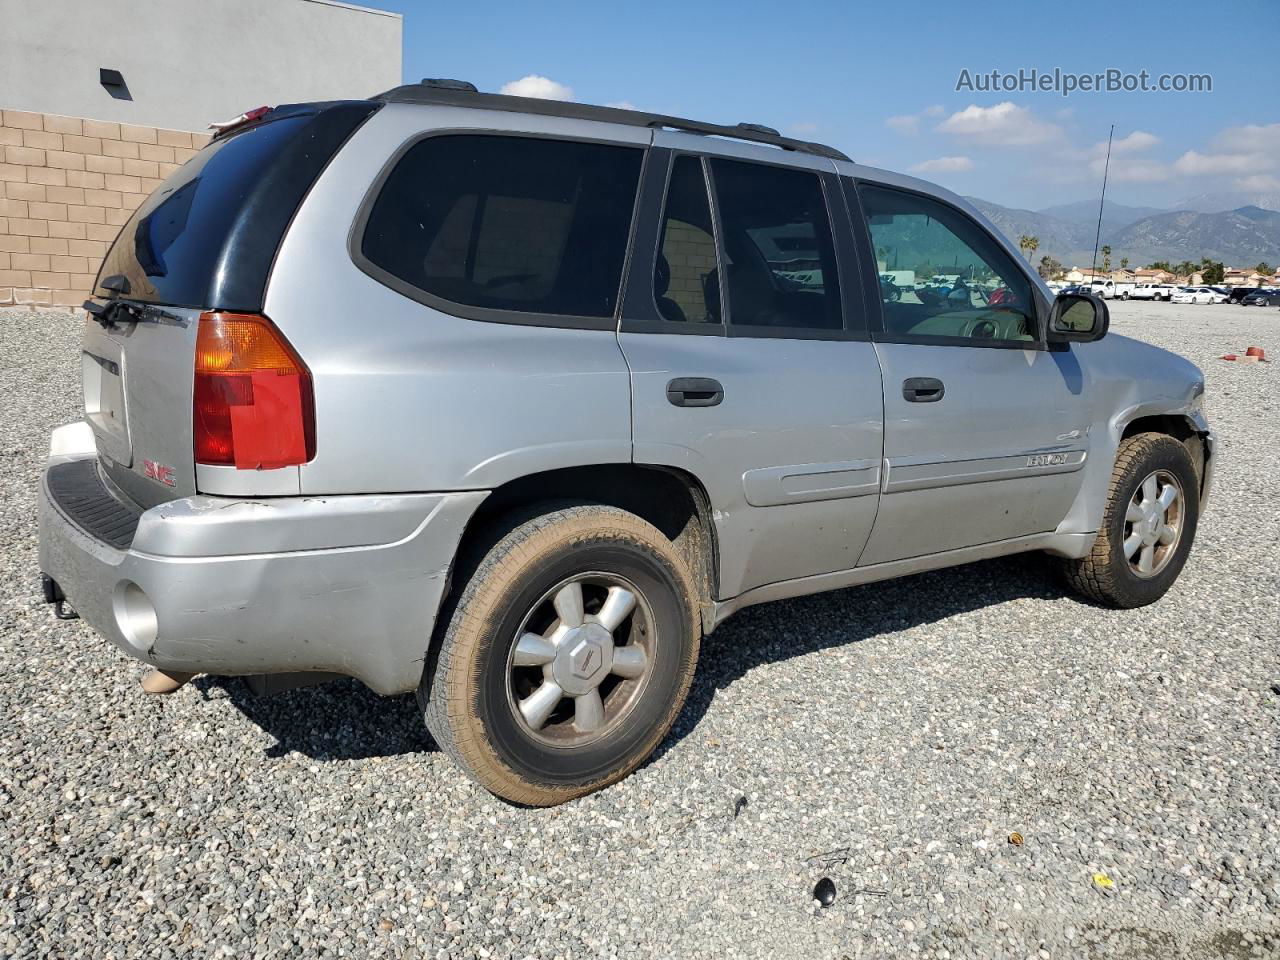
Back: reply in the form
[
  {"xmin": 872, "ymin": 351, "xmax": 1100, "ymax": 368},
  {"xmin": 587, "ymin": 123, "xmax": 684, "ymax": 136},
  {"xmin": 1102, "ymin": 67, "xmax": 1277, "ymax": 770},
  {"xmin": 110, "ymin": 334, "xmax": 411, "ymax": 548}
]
[
  {"xmin": 359, "ymin": 135, "xmax": 643, "ymax": 321},
  {"xmin": 707, "ymin": 158, "xmax": 843, "ymax": 332}
]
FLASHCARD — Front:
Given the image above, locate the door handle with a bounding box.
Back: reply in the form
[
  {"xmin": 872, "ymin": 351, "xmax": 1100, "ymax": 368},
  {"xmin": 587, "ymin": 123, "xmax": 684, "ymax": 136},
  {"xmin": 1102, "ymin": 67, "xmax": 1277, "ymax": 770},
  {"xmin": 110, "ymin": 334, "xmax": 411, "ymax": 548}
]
[
  {"xmin": 666, "ymin": 377, "xmax": 724, "ymax": 407},
  {"xmin": 902, "ymin": 377, "xmax": 945, "ymax": 402}
]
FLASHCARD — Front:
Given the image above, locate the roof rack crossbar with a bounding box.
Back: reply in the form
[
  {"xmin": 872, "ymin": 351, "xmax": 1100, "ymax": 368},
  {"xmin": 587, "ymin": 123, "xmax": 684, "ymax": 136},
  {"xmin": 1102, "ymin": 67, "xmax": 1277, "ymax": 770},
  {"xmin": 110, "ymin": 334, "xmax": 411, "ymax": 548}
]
[{"xmin": 371, "ymin": 84, "xmax": 851, "ymax": 162}]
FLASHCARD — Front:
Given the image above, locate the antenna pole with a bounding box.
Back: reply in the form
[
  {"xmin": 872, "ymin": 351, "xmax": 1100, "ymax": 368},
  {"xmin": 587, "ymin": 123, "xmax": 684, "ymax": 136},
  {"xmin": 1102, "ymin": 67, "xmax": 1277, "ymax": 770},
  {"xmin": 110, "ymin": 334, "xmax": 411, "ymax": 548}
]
[{"xmin": 1091, "ymin": 124, "xmax": 1114, "ymax": 281}]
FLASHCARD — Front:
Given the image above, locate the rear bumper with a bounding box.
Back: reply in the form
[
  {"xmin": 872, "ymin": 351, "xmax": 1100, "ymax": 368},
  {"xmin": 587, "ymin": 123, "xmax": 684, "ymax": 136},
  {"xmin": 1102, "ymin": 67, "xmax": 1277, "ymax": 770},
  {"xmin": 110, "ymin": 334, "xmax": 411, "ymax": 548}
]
[{"xmin": 39, "ymin": 426, "xmax": 486, "ymax": 695}]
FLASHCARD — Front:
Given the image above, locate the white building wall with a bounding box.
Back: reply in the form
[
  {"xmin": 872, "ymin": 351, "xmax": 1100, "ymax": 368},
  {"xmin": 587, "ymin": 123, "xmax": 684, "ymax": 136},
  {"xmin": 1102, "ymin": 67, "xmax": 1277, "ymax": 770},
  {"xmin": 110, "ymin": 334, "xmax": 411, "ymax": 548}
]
[{"xmin": 0, "ymin": 0, "xmax": 402, "ymax": 131}]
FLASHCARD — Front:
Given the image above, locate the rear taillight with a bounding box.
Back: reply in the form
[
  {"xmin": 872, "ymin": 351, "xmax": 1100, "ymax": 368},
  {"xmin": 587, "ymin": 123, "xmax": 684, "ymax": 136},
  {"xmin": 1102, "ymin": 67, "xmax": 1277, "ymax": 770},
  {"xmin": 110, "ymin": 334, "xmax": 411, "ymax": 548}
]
[{"xmin": 193, "ymin": 311, "xmax": 314, "ymax": 469}]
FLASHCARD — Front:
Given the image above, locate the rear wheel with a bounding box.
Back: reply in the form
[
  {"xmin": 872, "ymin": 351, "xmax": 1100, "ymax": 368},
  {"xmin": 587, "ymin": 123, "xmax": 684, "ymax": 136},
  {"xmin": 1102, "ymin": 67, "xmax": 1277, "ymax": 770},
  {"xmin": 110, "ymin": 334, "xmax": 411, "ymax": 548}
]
[
  {"xmin": 1057, "ymin": 433, "xmax": 1200, "ymax": 607},
  {"xmin": 422, "ymin": 504, "xmax": 701, "ymax": 805}
]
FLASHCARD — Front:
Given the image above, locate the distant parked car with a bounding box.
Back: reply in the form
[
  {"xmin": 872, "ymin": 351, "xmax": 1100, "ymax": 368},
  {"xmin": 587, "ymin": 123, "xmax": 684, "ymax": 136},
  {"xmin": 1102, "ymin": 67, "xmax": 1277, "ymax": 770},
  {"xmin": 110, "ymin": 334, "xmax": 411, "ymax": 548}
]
[
  {"xmin": 1227, "ymin": 286, "xmax": 1261, "ymax": 304},
  {"xmin": 1131, "ymin": 283, "xmax": 1174, "ymax": 301},
  {"xmin": 1083, "ymin": 278, "xmax": 1135, "ymax": 300},
  {"xmin": 1242, "ymin": 289, "xmax": 1280, "ymax": 307},
  {"xmin": 1172, "ymin": 286, "xmax": 1219, "ymax": 304},
  {"xmin": 1208, "ymin": 287, "xmax": 1230, "ymax": 303}
]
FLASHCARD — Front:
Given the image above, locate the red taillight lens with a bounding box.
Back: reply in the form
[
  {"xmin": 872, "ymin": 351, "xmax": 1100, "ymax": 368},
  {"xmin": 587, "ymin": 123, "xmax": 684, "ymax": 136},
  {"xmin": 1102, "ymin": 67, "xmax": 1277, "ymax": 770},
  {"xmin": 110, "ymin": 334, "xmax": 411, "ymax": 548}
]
[{"xmin": 193, "ymin": 311, "xmax": 314, "ymax": 469}]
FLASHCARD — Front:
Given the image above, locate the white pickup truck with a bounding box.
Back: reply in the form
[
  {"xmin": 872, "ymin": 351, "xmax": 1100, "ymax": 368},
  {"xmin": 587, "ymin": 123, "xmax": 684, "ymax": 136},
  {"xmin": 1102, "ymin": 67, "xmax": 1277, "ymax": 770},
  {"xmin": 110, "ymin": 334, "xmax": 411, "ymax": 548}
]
[
  {"xmin": 1085, "ymin": 279, "xmax": 1136, "ymax": 300},
  {"xmin": 1130, "ymin": 283, "xmax": 1175, "ymax": 301}
]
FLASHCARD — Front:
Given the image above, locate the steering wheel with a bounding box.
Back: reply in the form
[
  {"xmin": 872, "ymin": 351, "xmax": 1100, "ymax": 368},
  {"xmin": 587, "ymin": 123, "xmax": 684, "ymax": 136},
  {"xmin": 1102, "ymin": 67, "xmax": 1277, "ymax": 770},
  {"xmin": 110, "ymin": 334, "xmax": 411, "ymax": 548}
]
[{"xmin": 962, "ymin": 316, "xmax": 999, "ymax": 339}]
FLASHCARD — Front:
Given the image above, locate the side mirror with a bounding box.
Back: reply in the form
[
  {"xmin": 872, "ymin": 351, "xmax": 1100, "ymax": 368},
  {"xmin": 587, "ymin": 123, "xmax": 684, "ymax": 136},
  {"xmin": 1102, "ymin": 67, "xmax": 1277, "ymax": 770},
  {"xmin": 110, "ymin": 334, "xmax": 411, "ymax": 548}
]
[{"xmin": 1048, "ymin": 293, "xmax": 1108, "ymax": 343}]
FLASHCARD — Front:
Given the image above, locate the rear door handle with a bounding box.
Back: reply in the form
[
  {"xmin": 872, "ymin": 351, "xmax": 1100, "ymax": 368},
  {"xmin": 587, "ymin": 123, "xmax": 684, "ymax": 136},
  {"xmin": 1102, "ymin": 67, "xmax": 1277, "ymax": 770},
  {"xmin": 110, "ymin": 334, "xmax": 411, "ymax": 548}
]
[
  {"xmin": 902, "ymin": 377, "xmax": 945, "ymax": 402},
  {"xmin": 666, "ymin": 377, "xmax": 724, "ymax": 407}
]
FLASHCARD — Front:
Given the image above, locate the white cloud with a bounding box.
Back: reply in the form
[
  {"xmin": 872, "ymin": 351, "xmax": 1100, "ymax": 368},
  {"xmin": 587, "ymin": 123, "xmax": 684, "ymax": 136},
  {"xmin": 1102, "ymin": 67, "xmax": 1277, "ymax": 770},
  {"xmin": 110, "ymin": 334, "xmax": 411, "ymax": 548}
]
[
  {"xmin": 1212, "ymin": 122, "xmax": 1280, "ymax": 153},
  {"xmin": 1174, "ymin": 149, "xmax": 1264, "ymax": 175},
  {"xmin": 1173, "ymin": 123, "xmax": 1280, "ymax": 178},
  {"xmin": 886, "ymin": 106, "xmax": 946, "ymax": 136},
  {"xmin": 1090, "ymin": 157, "xmax": 1171, "ymax": 182},
  {"xmin": 1109, "ymin": 130, "xmax": 1160, "ymax": 154},
  {"xmin": 910, "ymin": 156, "xmax": 974, "ymax": 174},
  {"xmin": 1086, "ymin": 131, "xmax": 1168, "ymax": 181},
  {"xmin": 886, "ymin": 114, "xmax": 919, "ymax": 135},
  {"xmin": 500, "ymin": 75, "xmax": 574, "ymax": 101},
  {"xmin": 937, "ymin": 102, "xmax": 1062, "ymax": 146},
  {"xmin": 1233, "ymin": 173, "xmax": 1280, "ymax": 192}
]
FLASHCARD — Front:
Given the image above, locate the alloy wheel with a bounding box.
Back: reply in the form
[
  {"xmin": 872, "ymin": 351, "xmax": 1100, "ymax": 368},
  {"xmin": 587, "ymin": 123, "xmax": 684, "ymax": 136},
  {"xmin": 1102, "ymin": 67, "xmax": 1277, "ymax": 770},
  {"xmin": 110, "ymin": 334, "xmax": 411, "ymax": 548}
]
[
  {"xmin": 1123, "ymin": 469, "xmax": 1184, "ymax": 578},
  {"xmin": 505, "ymin": 573, "xmax": 655, "ymax": 746}
]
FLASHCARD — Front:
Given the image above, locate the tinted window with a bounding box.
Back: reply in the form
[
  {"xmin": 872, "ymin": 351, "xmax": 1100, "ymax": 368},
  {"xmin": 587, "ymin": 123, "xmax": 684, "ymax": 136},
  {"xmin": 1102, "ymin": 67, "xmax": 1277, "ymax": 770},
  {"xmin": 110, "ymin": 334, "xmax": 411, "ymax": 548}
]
[
  {"xmin": 362, "ymin": 135, "xmax": 643, "ymax": 319},
  {"xmin": 859, "ymin": 184, "xmax": 1035, "ymax": 345},
  {"xmin": 96, "ymin": 115, "xmax": 319, "ymax": 308},
  {"xmin": 654, "ymin": 156, "xmax": 721, "ymax": 324},
  {"xmin": 709, "ymin": 159, "xmax": 842, "ymax": 331}
]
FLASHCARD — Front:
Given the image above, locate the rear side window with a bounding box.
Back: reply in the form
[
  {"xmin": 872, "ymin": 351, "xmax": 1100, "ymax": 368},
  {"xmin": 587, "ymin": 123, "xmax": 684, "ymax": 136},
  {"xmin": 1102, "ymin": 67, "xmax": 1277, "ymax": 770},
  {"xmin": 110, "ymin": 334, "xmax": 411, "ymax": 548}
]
[
  {"xmin": 654, "ymin": 155, "xmax": 721, "ymax": 324},
  {"xmin": 360, "ymin": 135, "xmax": 643, "ymax": 320},
  {"xmin": 95, "ymin": 105, "xmax": 376, "ymax": 310}
]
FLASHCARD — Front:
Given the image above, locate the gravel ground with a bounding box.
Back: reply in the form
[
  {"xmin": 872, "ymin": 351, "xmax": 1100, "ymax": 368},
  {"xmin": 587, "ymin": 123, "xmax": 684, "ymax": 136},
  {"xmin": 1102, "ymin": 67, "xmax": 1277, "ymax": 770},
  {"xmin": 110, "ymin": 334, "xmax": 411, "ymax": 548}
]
[{"xmin": 1, "ymin": 301, "xmax": 1278, "ymax": 959}]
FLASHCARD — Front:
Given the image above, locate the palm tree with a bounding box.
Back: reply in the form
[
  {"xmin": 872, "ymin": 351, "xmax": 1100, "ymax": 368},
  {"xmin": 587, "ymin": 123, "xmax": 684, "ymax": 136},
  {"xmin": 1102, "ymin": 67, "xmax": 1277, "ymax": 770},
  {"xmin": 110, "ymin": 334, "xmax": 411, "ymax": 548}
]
[
  {"xmin": 1017, "ymin": 234, "xmax": 1035, "ymax": 260},
  {"xmin": 1101, "ymin": 245, "xmax": 1112, "ymax": 273},
  {"xmin": 1120, "ymin": 257, "xmax": 1129, "ymax": 271},
  {"xmin": 1025, "ymin": 235, "xmax": 1039, "ymax": 263}
]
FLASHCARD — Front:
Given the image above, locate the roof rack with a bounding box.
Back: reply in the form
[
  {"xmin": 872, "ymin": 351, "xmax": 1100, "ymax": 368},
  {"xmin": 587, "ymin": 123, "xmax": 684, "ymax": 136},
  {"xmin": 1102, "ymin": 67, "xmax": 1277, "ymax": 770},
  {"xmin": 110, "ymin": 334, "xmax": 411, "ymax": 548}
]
[{"xmin": 372, "ymin": 82, "xmax": 851, "ymax": 162}]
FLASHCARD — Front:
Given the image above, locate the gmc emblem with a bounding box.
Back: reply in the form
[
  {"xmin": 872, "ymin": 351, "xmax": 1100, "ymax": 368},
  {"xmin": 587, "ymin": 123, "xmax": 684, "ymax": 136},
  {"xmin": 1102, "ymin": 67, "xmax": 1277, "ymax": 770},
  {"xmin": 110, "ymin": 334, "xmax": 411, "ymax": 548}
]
[{"xmin": 143, "ymin": 459, "xmax": 177, "ymax": 486}]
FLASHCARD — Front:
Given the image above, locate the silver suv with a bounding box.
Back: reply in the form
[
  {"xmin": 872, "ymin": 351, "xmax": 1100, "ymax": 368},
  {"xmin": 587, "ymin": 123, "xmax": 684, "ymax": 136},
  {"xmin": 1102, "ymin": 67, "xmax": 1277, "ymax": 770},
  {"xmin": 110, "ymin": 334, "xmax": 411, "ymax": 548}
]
[{"xmin": 39, "ymin": 82, "xmax": 1214, "ymax": 805}]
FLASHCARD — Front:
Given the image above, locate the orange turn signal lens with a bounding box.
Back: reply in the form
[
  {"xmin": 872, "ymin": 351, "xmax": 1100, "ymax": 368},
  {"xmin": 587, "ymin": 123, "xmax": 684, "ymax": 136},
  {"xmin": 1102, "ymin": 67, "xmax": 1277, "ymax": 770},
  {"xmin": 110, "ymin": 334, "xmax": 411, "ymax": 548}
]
[{"xmin": 193, "ymin": 312, "xmax": 314, "ymax": 469}]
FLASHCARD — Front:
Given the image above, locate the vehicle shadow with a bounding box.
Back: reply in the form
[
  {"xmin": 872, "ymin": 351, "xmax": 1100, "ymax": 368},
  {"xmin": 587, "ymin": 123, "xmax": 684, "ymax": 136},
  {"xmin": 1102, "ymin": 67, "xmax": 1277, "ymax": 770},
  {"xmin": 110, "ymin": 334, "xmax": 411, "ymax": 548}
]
[
  {"xmin": 207, "ymin": 552, "xmax": 1071, "ymax": 764},
  {"xmin": 197, "ymin": 673, "xmax": 434, "ymax": 761},
  {"xmin": 653, "ymin": 552, "xmax": 1073, "ymax": 762}
]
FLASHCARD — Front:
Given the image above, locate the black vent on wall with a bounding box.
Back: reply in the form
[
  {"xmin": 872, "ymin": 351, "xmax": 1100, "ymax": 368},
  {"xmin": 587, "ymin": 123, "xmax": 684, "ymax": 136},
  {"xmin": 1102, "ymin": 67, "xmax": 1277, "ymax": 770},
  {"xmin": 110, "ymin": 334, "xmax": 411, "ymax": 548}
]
[{"xmin": 100, "ymin": 68, "xmax": 132, "ymax": 101}]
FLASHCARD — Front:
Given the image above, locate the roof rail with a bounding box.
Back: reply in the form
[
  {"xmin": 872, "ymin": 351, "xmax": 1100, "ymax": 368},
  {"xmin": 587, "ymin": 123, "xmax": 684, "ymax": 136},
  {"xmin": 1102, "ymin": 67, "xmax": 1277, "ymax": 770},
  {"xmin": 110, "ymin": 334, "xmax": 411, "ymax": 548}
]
[{"xmin": 371, "ymin": 84, "xmax": 851, "ymax": 162}]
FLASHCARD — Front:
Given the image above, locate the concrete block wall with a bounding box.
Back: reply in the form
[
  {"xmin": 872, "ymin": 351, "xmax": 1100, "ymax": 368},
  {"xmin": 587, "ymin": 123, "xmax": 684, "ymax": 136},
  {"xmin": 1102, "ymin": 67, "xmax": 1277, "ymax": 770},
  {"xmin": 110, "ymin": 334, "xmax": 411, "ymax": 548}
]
[
  {"xmin": 0, "ymin": 109, "xmax": 210, "ymax": 309},
  {"xmin": 661, "ymin": 219, "xmax": 719, "ymax": 322}
]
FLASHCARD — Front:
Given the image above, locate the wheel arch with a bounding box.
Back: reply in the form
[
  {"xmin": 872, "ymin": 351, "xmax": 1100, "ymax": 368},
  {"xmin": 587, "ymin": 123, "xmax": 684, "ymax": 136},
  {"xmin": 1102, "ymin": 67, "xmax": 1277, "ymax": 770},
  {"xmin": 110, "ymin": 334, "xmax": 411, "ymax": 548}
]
[
  {"xmin": 1121, "ymin": 414, "xmax": 1208, "ymax": 496},
  {"xmin": 448, "ymin": 464, "xmax": 720, "ymax": 631}
]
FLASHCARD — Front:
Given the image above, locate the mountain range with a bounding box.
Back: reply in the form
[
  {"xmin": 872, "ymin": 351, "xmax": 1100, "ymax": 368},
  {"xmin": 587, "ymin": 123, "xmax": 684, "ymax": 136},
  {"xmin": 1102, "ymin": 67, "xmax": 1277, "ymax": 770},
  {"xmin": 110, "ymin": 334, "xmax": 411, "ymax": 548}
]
[{"xmin": 966, "ymin": 195, "xmax": 1280, "ymax": 269}]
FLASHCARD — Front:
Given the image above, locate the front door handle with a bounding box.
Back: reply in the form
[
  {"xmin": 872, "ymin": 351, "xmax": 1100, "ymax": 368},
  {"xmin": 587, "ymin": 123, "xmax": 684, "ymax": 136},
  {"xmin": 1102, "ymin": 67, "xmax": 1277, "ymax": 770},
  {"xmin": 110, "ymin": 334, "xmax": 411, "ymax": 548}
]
[
  {"xmin": 666, "ymin": 377, "xmax": 724, "ymax": 407},
  {"xmin": 902, "ymin": 377, "xmax": 945, "ymax": 402}
]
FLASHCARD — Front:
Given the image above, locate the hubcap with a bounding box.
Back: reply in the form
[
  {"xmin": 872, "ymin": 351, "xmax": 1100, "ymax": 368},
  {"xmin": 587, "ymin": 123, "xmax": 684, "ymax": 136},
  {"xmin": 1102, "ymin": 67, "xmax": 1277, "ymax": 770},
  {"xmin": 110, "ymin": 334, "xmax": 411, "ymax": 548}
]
[
  {"xmin": 506, "ymin": 573, "xmax": 654, "ymax": 746},
  {"xmin": 1123, "ymin": 469, "xmax": 1184, "ymax": 578}
]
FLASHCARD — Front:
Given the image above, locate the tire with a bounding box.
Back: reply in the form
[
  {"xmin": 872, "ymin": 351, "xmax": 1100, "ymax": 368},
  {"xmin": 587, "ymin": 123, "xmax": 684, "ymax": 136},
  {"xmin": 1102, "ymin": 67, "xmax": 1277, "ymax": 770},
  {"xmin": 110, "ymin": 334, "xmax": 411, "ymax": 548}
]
[
  {"xmin": 1057, "ymin": 433, "xmax": 1200, "ymax": 608},
  {"xmin": 421, "ymin": 503, "xmax": 701, "ymax": 805}
]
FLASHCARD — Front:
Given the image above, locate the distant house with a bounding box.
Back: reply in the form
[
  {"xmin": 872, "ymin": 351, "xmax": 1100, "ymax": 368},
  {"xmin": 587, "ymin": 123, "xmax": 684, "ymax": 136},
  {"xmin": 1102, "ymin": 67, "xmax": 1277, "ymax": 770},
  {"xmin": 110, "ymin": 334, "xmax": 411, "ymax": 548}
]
[
  {"xmin": 1223, "ymin": 268, "xmax": 1268, "ymax": 287},
  {"xmin": 1132, "ymin": 268, "xmax": 1175, "ymax": 283},
  {"xmin": 1066, "ymin": 267, "xmax": 1109, "ymax": 284}
]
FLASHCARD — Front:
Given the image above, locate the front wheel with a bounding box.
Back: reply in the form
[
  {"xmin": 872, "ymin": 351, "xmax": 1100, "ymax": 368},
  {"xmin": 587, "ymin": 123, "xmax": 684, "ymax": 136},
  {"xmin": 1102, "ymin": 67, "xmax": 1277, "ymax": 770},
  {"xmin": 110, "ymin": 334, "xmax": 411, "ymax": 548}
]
[
  {"xmin": 422, "ymin": 504, "xmax": 701, "ymax": 805},
  {"xmin": 1057, "ymin": 433, "xmax": 1200, "ymax": 607}
]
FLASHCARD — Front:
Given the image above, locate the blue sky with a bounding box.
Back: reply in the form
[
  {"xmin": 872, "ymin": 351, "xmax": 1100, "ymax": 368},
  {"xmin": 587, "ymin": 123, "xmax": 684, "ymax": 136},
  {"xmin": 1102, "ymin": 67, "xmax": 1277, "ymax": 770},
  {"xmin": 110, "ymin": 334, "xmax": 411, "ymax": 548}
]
[{"xmin": 365, "ymin": 0, "xmax": 1278, "ymax": 211}]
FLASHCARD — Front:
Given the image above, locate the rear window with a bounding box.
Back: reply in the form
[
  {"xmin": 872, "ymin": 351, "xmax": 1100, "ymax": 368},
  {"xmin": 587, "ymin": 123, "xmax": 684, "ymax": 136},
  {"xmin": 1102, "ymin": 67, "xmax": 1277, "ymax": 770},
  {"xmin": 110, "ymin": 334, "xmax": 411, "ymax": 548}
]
[
  {"xmin": 95, "ymin": 104, "xmax": 376, "ymax": 310},
  {"xmin": 359, "ymin": 135, "xmax": 643, "ymax": 320}
]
